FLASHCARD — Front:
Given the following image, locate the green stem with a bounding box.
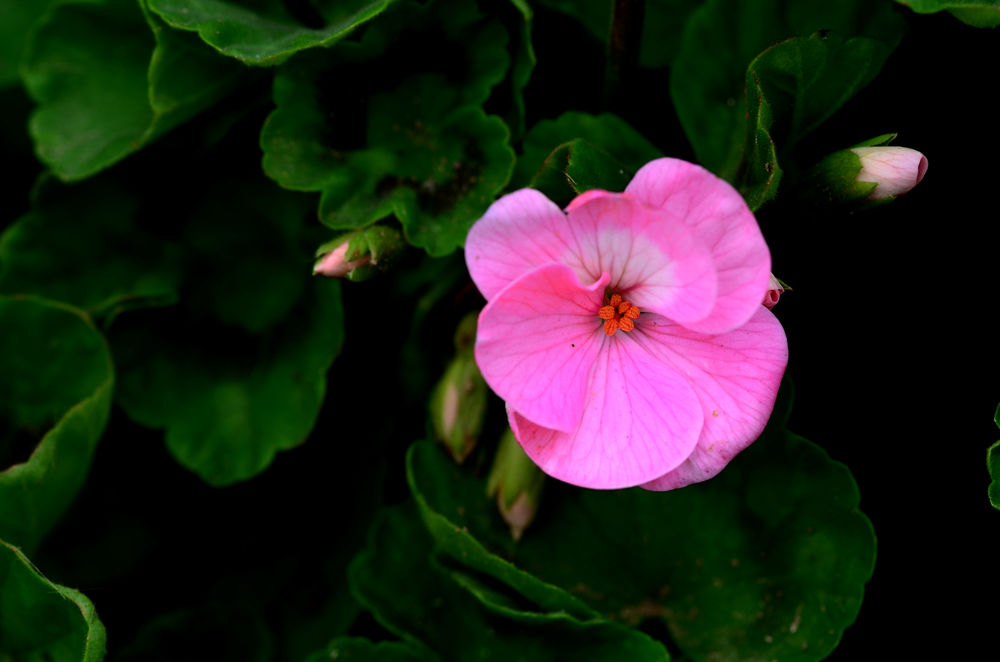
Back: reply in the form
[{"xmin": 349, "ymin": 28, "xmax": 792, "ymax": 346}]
[{"xmin": 604, "ymin": 0, "xmax": 646, "ymax": 110}]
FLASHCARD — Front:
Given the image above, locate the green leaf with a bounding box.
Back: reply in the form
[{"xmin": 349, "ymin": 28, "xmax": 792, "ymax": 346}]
[
  {"xmin": 116, "ymin": 606, "xmax": 274, "ymax": 662},
  {"xmin": 0, "ymin": 0, "xmax": 62, "ymax": 88},
  {"xmin": 407, "ymin": 409, "xmax": 876, "ymax": 661},
  {"xmin": 147, "ymin": 0, "xmax": 395, "ymax": 66},
  {"xmin": 990, "ymin": 405, "xmax": 1000, "ymax": 509},
  {"xmin": 303, "ymin": 637, "xmax": 432, "ymax": 662},
  {"xmin": 741, "ymin": 31, "xmax": 900, "ymax": 209},
  {"xmin": 514, "ymin": 111, "xmax": 662, "ymax": 190},
  {"xmin": 0, "ymin": 176, "xmax": 182, "ymax": 324},
  {"xmin": 111, "ymin": 279, "xmax": 344, "ymax": 486},
  {"xmin": 896, "ymin": 0, "xmax": 1000, "ymax": 27},
  {"xmin": 22, "ymin": 0, "xmax": 247, "ymax": 180},
  {"xmin": 671, "ymin": 0, "xmax": 905, "ymax": 188},
  {"xmin": 260, "ymin": 0, "xmax": 516, "ymax": 256},
  {"xmin": 0, "ymin": 539, "xmax": 106, "ymax": 661},
  {"xmin": 0, "ymin": 296, "xmax": 114, "ymax": 553},
  {"xmin": 349, "ymin": 504, "xmax": 671, "ymax": 661}
]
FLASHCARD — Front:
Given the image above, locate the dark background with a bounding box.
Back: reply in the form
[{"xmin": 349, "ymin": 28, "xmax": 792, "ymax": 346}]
[{"xmin": 1, "ymin": 4, "xmax": 997, "ymax": 661}]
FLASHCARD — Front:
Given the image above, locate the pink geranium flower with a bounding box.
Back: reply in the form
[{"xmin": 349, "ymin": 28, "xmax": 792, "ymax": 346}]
[{"xmin": 465, "ymin": 158, "xmax": 788, "ymax": 490}]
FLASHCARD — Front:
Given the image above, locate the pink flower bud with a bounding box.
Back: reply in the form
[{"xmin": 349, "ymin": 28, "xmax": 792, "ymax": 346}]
[
  {"xmin": 849, "ymin": 147, "xmax": 928, "ymax": 200},
  {"xmin": 763, "ymin": 274, "xmax": 784, "ymax": 310},
  {"xmin": 313, "ymin": 241, "xmax": 371, "ymax": 278}
]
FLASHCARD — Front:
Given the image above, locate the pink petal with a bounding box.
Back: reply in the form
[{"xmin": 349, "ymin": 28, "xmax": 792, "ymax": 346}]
[
  {"xmin": 638, "ymin": 307, "xmax": 788, "ymax": 491},
  {"xmin": 465, "ymin": 189, "xmax": 576, "ymax": 301},
  {"xmin": 475, "ymin": 263, "xmax": 611, "ymax": 433},
  {"xmin": 562, "ymin": 191, "xmax": 718, "ymax": 324},
  {"xmin": 625, "ymin": 158, "xmax": 771, "ymax": 334},
  {"xmin": 508, "ymin": 331, "xmax": 704, "ymax": 490}
]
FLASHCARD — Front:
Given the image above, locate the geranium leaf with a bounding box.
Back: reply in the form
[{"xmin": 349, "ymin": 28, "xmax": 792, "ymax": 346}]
[
  {"xmin": 0, "ymin": 176, "xmax": 182, "ymax": 324},
  {"xmin": 0, "ymin": 539, "xmax": 106, "ymax": 661},
  {"xmin": 514, "ymin": 111, "xmax": 662, "ymax": 190},
  {"xmin": 146, "ymin": 0, "xmax": 395, "ymax": 66},
  {"xmin": 260, "ymin": 0, "xmax": 515, "ymax": 256},
  {"xmin": 22, "ymin": 0, "xmax": 246, "ymax": 181},
  {"xmin": 111, "ymin": 279, "xmax": 344, "ymax": 486},
  {"xmin": 671, "ymin": 0, "xmax": 905, "ymax": 188},
  {"xmin": 0, "ymin": 0, "xmax": 62, "ymax": 88},
  {"xmin": 349, "ymin": 504, "xmax": 671, "ymax": 661},
  {"xmin": 0, "ymin": 297, "xmax": 113, "ymax": 553},
  {"xmin": 406, "ymin": 407, "xmax": 876, "ymax": 661},
  {"xmin": 896, "ymin": 0, "xmax": 1000, "ymax": 27}
]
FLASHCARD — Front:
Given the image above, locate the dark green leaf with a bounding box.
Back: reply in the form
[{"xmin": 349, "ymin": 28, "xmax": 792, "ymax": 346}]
[
  {"xmin": 22, "ymin": 0, "xmax": 246, "ymax": 180},
  {"xmin": 303, "ymin": 637, "xmax": 432, "ymax": 662},
  {"xmin": 0, "ymin": 176, "xmax": 182, "ymax": 324},
  {"xmin": 0, "ymin": 296, "xmax": 114, "ymax": 552},
  {"xmin": 112, "ymin": 279, "xmax": 344, "ymax": 486},
  {"xmin": 260, "ymin": 0, "xmax": 515, "ymax": 256},
  {"xmin": 349, "ymin": 504, "xmax": 671, "ymax": 662},
  {"xmin": 407, "ymin": 407, "xmax": 876, "ymax": 662},
  {"xmin": 896, "ymin": 0, "xmax": 1000, "ymax": 27},
  {"xmin": 0, "ymin": 0, "xmax": 62, "ymax": 88},
  {"xmin": 0, "ymin": 539, "xmax": 106, "ymax": 661},
  {"xmin": 671, "ymin": 0, "xmax": 905, "ymax": 187},
  {"xmin": 514, "ymin": 111, "xmax": 662, "ymax": 190},
  {"xmin": 147, "ymin": 0, "xmax": 395, "ymax": 66},
  {"xmin": 116, "ymin": 606, "xmax": 273, "ymax": 662}
]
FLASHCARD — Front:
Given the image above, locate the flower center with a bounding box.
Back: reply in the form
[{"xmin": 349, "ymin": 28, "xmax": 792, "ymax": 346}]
[{"xmin": 598, "ymin": 293, "xmax": 640, "ymax": 336}]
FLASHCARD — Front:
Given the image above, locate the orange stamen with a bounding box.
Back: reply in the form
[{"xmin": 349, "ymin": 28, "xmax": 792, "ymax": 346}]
[{"xmin": 598, "ymin": 292, "xmax": 641, "ymax": 336}]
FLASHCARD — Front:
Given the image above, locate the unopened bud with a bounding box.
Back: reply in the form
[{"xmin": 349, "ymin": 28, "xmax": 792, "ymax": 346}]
[
  {"xmin": 430, "ymin": 313, "xmax": 487, "ymax": 463},
  {"xmin": 763, "ymin": 274, "xmax": 788, "ymax": 310},
  {"xmin": 486, "ymin": 429, "xmax": 545, "ymax": 541},
  {"xmin": 313, "ymin": 225, "xmax": 405, "ymax": 281},
  {"xmin": 850, "ymin": 146, "xmax": 928, "ymax": 200},
  {"xmin": 805, "ymin": 134, "xmax": 927, "ymax": 207}
]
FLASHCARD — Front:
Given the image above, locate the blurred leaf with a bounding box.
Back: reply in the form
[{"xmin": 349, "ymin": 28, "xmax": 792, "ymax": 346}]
[
  {"xmin": 407, "ymin": 405, "xmax": 876, "ymax": 662},
  {"xmin": 349, "ymin": 504, "xmax": 671, "ymax": 661},
  {"xmin": 671, "ymin": 0, "xmax": 905, "ymax": 189},
  {"xmin": 0, "ymin": 176, "xmax": 182, "ymax": 324},
  {"xmin": 147, "ymin": 0, "xmax": 395, "ymax": 65},
  {"xmin": 515, "ymin": 111, "xmax": 662, "ymax": 191},
  {"xmin": 112, "ymin": 279, "xmax": 344, "ymax": 486},
  {"xmin": 0, "ymin": 296, "xmax": 113, "ymax": 552},
  {"xmin": 0, "ymin": 539, "xmax": 106, "ymax": 661},
  {"xmin": 22, "ymin": 0, "xmax": 246, "ymax": 180},
  {"xmin": 896, "ymin": 0, "xmax": 1000, "ymax": 27},
  {"xmin": 499, "ymin": 0, "xmax": 535, "ymax": 140},
  {"xmin": 990, "ymin": 405, "xmax": 1000, "ymax": 509},
  {"xmin": 303, "ymin": 637, "xmax": 432, "ymax": 662},
  {"xmin": 260, "ymin": 0, "xmax": 515, "ymax": 256},
  {"xmin": 0, "ymin": 0, "xmax": 62, "ymax": 87}
]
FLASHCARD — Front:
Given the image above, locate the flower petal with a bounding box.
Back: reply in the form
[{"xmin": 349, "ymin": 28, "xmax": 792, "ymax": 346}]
[
  {"xmin": 509, "ymin": 330, "xmax": 704, "ymax": 489},
  {"xmin": 636, "ymin": 307, "xmax": 788, "ymax": 491},
  {"xmin": 562, "ymin": 191, "xmax": 718, "ymax": 324},
  {"xmin": 475, "ymin": 263, "xmax": 611, "ymax": 433},
  {"xmin": 465, "ymin": 188, "xmax": 576, "ymax": 301},
  {"xmin": 626, "ymin": 158, "xmax": 771, "ymax": 334}
]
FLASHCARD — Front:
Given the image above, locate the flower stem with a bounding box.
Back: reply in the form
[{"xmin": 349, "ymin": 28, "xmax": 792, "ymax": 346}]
[{"xmin": 604, "ymin": 0, "xmax": 646, "ymax": 111}]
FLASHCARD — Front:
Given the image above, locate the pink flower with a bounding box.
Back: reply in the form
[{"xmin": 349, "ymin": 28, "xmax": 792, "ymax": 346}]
[
  {"xmin": 465, "ymin": 158, "xmax": 788, "ymax": 490},
  {"xmin": 849, "ymin": 146, "xmax": 928, "ymax": 199}
]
